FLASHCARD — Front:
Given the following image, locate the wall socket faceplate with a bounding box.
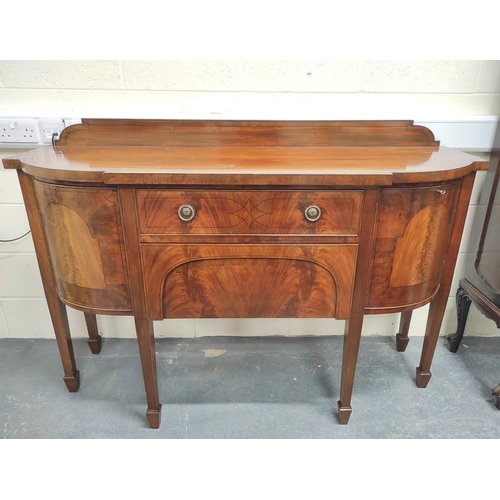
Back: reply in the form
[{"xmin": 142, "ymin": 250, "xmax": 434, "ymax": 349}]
[
  {"xmin": 0, "ymin": 119, "xmax": 39, "ymax": 143},
  {"xmin": 37, "ymin": 118, "xmax": 65, "ymax": 144}
]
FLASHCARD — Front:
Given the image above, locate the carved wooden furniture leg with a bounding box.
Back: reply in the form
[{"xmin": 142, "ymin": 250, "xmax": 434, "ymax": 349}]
[
  {"xmin": 119, "ymin": 188, "xmax": 162, "ymax": 428},
  {"xmin": 84, "ymin": 313, "xmax": 102, "ymax": 354},
  {"xmin": 416, "ymin": 293, "xmax": 448, "ymax": 387},
  {"xmin": 416, "ymin": 173, "xmax": 475, "ymax": 388},
  {"xmin": 46, "ymin": 293, "xmax": 80, "ymax": 391},
  {"xmin": 338, "ymin": 316, "xmax": 363, "ymax": 424},
  {"xmin": 492, "ymin": 383, "xmax": 500, "ymax": 410},
  {"xmin": 338, "ymin": 188, "xmax": 379, "ymax": 424},
  {"xmin": 17, "ymin": 170, "xmax": 80, "ymax": 391},
  {"xmin": 396, "ymin": 310, "xmax": 412, "ymax": 352},
  {"xmin": 447, "ymin": 285, "xmax": 472, "ymax": 353},
  {"xmin": 135, "ymin": 318, "xmax": 162, "ymax": 428}
]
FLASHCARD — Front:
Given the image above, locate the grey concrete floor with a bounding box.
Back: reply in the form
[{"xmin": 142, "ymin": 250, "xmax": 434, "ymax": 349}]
[{"xmin": 1, "ymin": 335, "xmax": 499, "ymax": 438}]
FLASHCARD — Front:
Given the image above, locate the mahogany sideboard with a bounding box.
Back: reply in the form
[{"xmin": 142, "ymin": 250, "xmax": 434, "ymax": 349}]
[{"xmin": 3, "ymin": 119, "xmax": 488, "ymax": 428}]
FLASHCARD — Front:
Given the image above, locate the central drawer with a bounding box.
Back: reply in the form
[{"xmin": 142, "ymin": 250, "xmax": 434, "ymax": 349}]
[
  {"xmin": 141, "ymin": 243, "xmax": 358, "ymax": 320},
  {"xmin": 136, "ymin": 190, "xmax": 363, "ymax": 236}
]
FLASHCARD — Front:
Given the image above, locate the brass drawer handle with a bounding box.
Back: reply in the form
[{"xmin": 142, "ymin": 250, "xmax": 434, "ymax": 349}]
[
  {"xmin": 178, "ymin": 204, "xmax": 196, "ymax": 222},
  {"xmin": 305, "ymin": 205, "xmax": 321, "ymax": 222}
]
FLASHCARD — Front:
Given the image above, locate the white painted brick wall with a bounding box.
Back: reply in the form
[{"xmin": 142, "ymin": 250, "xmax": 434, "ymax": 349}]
[
  {"xmin": 123, "ymin": 60, "xmax": 243, "ymax": 91},
  {"xmin": 359, "ymin": 60, "xmax": 481, "ymax": 93},
  {"xmin": 0, "ymin": 60, "xmax": 123, "ymax": 89},
  {"xmin": 1, "ymin": 60, "xmax": 499, "ymax": 119},
  {"xmin": 1, "ymin": 60, "xmax": 499, "ymax": 340}
]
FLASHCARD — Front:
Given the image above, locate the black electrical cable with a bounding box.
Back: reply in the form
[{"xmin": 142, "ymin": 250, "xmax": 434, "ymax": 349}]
[{"xmin": 0, "ymin": 230, "xmax": 31, "ymax": 242}]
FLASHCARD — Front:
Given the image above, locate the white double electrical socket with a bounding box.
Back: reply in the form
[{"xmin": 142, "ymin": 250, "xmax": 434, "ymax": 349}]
[{"xmin": 0, "ymin": 119, "xmax": 39, "ymax": 143}]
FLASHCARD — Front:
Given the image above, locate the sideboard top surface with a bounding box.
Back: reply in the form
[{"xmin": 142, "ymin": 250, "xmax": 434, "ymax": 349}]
[{"xmin": 3, "ymin": 119, "xmax": 488, "ymax": 185}]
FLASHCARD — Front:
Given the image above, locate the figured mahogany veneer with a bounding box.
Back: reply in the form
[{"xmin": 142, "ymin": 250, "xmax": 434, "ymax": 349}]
[
  {"xmin": 33, "ymin": 181, "xmax": 132, "ymax": 314},
  {"xmin": 142, "ymin": 244, "xmax": 357, "ymax": 320},
  {"xmin": 366, "ymin": 181, "xmax": 461, "ymax": 312},
  {"xmin": 136, "ymin": 190, "xmax": 362, "ymax": 236},
  {"xmin": 3, "ymin": 119, "xmax": 488, "ymax": 429}
]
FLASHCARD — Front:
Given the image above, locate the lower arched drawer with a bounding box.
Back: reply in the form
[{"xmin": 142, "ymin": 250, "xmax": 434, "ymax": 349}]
[{"xmin": 141, "ymin": 244, "xmax": 357, "ymax": 320}]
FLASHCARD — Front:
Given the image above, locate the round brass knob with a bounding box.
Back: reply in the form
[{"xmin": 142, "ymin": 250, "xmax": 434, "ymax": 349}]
[
  {"xmin": 178, "ymin": 204, "xmax": 196, "ymax": 222},
  {"xmin": 305, "ymin": 205, "xmax": 321, "ymax": 222}
]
